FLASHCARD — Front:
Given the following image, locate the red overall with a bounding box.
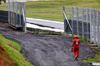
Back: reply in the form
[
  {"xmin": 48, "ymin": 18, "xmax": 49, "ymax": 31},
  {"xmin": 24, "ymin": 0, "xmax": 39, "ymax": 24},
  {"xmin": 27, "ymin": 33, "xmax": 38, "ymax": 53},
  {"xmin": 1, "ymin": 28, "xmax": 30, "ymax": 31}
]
[{"xmin": 72, "ymin": 39, "xmax": 80, "ymax": 58}]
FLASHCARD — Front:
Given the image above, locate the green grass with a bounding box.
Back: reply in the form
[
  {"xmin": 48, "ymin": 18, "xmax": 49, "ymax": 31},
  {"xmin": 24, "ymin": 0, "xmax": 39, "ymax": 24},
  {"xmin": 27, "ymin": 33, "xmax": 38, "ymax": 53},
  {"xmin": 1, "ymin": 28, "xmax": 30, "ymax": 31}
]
[
  {"xmin": 83, "ymin": 52, "xmax": 100, "ymax": 63},
  {"xmin": 91, "ymin": 47, "xmax": 100, "ymax": 50},
  {"xmin": 25, "ymin": 0, "xmax": 100, "ymax": 21},
  {"xmin": 78, "ymin": 37, "xmax": 90, "ymax": 43},
  {"xmin": 0, "ymin": 34, "xmax": 33, "ymax": 66},
  {"xmin": 0, "ymin": 0, "xmax": 100, "ymax": 21},
  {"xmin": 32, "ymin": 30, "xmax": 90, "ymax": 43},
  {"xmin": 83, "ymin": 46, "xmax": 100, "ymax": 63}
]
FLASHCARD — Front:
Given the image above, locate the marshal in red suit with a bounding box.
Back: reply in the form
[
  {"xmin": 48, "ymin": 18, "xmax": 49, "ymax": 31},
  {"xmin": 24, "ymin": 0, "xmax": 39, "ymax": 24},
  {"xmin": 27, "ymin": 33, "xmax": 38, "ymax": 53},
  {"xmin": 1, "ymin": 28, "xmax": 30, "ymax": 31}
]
[{"xmin": 71, "ymin": 35, "xmax": 80, "ymax": 60}]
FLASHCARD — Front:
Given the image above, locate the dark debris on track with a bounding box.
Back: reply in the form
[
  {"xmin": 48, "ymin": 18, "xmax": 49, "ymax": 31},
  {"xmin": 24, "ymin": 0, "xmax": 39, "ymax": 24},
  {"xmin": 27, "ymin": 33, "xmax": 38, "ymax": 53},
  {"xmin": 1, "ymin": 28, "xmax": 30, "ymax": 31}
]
[{"xmin": 0, "ymin": 24, "xmax": 95, "ymax": 66}]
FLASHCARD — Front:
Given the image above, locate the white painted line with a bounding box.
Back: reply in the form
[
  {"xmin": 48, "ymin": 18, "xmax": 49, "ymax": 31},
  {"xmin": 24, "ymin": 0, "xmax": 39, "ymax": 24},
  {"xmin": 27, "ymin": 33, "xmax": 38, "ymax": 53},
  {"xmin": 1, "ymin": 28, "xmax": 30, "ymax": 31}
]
[
  {"xmin": 26, "ymin": 23, "xmax": 64, "ymax": 33},
  {"xmin": 92, "ymin": 63, "xmax": 100, "ymax": 66}
]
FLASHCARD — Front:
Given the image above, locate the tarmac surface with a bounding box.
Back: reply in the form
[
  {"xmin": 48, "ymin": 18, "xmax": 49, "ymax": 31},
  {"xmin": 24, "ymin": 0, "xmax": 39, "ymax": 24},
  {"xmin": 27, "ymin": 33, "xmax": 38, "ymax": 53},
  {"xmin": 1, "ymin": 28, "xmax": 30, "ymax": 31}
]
[{"xmin": 0, "ymin": 24, "xmax": 95, "ymax": 66}]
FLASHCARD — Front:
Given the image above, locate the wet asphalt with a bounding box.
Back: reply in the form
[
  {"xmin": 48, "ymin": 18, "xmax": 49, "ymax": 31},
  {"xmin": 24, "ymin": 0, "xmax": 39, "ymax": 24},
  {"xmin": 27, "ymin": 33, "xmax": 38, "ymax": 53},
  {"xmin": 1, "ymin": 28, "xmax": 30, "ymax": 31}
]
[{"xmin": 0, "ymin": 25, "xmax": 94, "ymax": 66}]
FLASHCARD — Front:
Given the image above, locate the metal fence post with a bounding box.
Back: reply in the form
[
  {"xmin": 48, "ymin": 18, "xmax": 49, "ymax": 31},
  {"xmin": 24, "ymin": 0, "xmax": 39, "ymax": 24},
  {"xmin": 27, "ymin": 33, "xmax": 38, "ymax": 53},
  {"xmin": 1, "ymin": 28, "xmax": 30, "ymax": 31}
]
[
  {"xmin": 8, "ymin": 0, "xmax": 10, "ymax": 26},
  {"xmin": 93, "ymin": 9, "xmax": 96, "ymax": 44},
  {"xmin": 86, "ymin": 8, "xmax": 89, "ymax": 39},
  {"xmin": 90, "ymin": 8, "xmax": 92, "ymax": 43},
  {"xmin": 24, "ymin": 3, "xmax": 26, "ymax": 32},
  {"xmin": 63, "ymin": 6, "xmax": 67, "ymax": 35},
  {"xmin": 22, "ymin": 3, "xmax": 26, "ymax": 32},
  {"xmin": 76, "ymin": 7, "xmax": 79, "ymax": 36},
  {"xmin": 12, "ymin": 0, "xmax": 14, "ymax": 12},
  {"xmin": 82, "ymin": 8, "xmax": 84, "ymax": 38},
  {"xmin": 19, "ymin": 2, "xmax": 21, "ymax": 25},
  {"xmin": 97, "ymin": 10, "xmax": 99, "ymax": 47},
  {"xmin": 12, "ymin": 0, "xmax": 14, "ymax": 25},
  {"xmin": 16, "ymin": 2, "xmax": 18, "ymax": 26},
  {"xmin": 71, "ymin": 7, "xmax": 74, "ymax": 34}
]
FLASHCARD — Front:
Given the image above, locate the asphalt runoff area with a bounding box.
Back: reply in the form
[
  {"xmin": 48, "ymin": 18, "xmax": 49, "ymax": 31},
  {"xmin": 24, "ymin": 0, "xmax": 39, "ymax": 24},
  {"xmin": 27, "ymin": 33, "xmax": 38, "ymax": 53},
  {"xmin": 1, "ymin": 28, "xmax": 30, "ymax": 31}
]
[{"xmin": 0, "ymin": 24, "xmax": 94, "ymax": 66}]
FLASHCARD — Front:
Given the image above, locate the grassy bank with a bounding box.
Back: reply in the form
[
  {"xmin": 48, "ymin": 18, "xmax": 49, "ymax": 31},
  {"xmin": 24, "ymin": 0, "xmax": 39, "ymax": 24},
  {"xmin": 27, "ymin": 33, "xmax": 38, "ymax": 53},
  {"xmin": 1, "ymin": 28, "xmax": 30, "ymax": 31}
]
[
  {"xmin": 0, "ymin": 0, "xmax": 100, "ymax": 21},
  {"xmin": 83, "ymin": 47, "xmax": 100, "ymax": 63},
  {"xmin": 0, "ymin": 34, "xmax": 33, "ymax": 66}
]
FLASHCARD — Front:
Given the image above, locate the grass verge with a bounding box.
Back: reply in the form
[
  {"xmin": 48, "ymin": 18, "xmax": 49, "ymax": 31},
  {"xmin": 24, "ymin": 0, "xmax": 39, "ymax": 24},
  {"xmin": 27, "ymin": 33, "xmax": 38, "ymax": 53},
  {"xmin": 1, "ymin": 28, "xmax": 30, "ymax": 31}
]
[
  {"xmin": 0, "ymin": 0, "xmax": 100, "ymax": 21},
  {"xmin": 83, "ymin": 48, "xmax": 100, "ymax": 63},
  {"xmin": 78, "ymin": 37, "xmax": 90, "ymax": 43},
  {"xmin": 28, "ymin": 28, "xmax": 90, "ymax": 44},
  {"xmin": 83, "ymin": 44, "xmax": 100, "ymax": 63},
  {"xmin": 0, "ymin": 34, "xmax": 33, "ymax": 66}
]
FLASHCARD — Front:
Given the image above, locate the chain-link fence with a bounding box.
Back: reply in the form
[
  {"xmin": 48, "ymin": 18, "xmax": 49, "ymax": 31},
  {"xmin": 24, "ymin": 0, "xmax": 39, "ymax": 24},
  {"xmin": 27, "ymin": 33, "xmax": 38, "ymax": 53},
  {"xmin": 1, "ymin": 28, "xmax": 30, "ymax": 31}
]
[{"xmin": 63, "ymin": 6, "xmax": 100, "ymax": 46}]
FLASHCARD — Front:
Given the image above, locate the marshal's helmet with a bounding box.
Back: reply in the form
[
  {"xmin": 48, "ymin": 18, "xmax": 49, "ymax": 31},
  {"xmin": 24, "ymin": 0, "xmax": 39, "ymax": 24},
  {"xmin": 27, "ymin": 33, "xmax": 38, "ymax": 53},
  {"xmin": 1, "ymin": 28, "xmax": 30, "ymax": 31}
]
[{"xmin": 75, "ymin": 35, "xmax": 78, "ymax": 38}]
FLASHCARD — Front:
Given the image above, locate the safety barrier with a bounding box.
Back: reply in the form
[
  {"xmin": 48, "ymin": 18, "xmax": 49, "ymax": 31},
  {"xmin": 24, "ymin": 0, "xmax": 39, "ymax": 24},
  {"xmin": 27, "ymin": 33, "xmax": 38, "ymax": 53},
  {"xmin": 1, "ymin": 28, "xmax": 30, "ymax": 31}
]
[
  {"xmin": 8, "ymin": 1, "xmax": 26, "ymax": 32},
  {"xmin": 63, "ymin": 6, "xmax": 100, "ymax": 47},
  {"xmin": 0, "ymin": 10, "xmax": 8, "ymax": 23}
]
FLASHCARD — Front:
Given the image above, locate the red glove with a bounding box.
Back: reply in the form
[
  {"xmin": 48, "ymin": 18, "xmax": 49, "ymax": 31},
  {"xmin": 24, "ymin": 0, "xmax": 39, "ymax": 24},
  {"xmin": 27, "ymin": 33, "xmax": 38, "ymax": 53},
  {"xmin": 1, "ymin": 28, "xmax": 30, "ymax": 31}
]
[{"xmin": 71, "ymin": 47, "xmax": 73, "ymax": 52}]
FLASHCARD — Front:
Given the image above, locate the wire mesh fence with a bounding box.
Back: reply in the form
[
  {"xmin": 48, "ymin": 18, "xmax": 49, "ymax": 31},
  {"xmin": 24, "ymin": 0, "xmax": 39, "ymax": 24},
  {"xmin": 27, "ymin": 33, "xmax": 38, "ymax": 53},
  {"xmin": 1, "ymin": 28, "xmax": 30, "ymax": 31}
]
[
  {"xmin": 63, "ymin": 6, "xmax": 100, "ymax": 46},
  {"xmin": 8, "ymin": 0, "xmax": 26, "ymax": 32}
]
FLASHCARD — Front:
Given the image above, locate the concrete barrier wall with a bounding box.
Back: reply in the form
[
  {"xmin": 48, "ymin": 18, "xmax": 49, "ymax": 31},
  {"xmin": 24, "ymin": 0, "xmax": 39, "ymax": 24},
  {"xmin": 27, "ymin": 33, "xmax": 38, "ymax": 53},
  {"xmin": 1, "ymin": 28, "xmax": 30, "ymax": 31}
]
[
  {"xmin": 0, "ymin": 10, "xmax": 23, "ymax": 25},
  {"xmin": 0, "ymin": 10, "xmax": 8, "ymax": 23},
  {"xmin": 65, "ymin": 19, "xmax": 90, "ymax": 38}
]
